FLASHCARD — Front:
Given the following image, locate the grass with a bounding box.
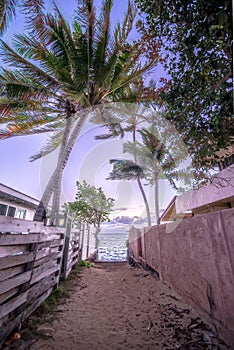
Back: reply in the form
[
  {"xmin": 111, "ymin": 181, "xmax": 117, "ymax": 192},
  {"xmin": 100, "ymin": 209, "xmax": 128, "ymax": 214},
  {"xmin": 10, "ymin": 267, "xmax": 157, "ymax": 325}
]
[{"xmin": 78, "ymin": 259, "xmax": 93, "ymax": 268}]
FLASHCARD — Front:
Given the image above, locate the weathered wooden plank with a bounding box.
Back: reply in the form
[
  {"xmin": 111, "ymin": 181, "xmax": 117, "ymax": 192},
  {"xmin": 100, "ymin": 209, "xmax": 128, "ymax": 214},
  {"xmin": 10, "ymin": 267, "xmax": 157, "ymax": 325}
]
[
  {"xmin": 67, "ymin": 260, "xmax": 76, "ymax": 272},
  {"xmin": 71, "ymin": 238, "xmax": 79, "ymax": 244},
  {"xmin": 0, "ymin": 270, "xmax": 31, "ymax": 294},
  {"xmin": 0, "ymin": 216, "xmax": 44, "ymax": 233},
  {"xmin": 37, "ymin": 242, "xmax": 52, "ymax": 250},
  {"xmin": 37, "ymin": 238, "xmax": 64, "ymax": 250},
  {"xmin": 0, "ymin": 290, "xmax": 28, "ymax": 319},
  {"xmin": 35, "ymin": 249, "xmax": 62, "ymax": 262},
  {"xmin": 0, "ymin": 265, "xmax": 24, "ymax": 282},
  {"xmin": 50, "ymin": 246, "xmax": 61, "ymax": 253},
  {"xmin": 0, "ymin": 233, "xmax": 63, "ymax": 246},
  {"xmin": 71, "ymin": 251, "xmax": 79, "ymax": 260},
  {"xmin": 0, "ymin": 216, "xmax": 65, "ymax": 234},
  {"xmin": 65, "ymin": 266, "xmax": 72, "ymax": 278},
  {"xmin": 68, "ymin": 247, "xmax": 74, "ymax": 255},
  {"xmin": 0, "ymin": 287, "xmax": 53, "ymax": 346},
  {"xmin": 0, "ymin": 245, "xmax": 28, "ymax": 258},
  {"xmin": 27, "ymin": 274, "xmax": 59, "ymax": 303},
  {"xmin": 35, "ymin": 248, "xmax": 50, "ymax": 260},
  {"xmin": 69, "ymin": 241, "xmax": 78, "ymax": 248},
  {"xmin": 32, "ymin": 259, "xmax": 58, "ymax": 279},
  {"xmin": 23, "ymin": 287, "xmax": 53, "ymax": 320},
  {"xmin": 0, "ymin": 252, "xmax": 34, "ymax": 270},
  {"xmin": 67, "ymin": 250, "xmax": 79, "ymax": 261},
  {"xmin": 66, "ymin": 258, "xmax": 78, "ymax": 276},
  {"xmin": 0, "ymin": 286, "xmax": 18, "ymax": 305},
  {"xmin": 31, "ymin": 265, "xmax": 60, "ymax": 285},
  {"xmin": 50, "ymin": 239, "xmax": 64, "ymax": 248},
  {"xmin": 34, "ymin": 252, "xmax": 59, "ymax": 268}
]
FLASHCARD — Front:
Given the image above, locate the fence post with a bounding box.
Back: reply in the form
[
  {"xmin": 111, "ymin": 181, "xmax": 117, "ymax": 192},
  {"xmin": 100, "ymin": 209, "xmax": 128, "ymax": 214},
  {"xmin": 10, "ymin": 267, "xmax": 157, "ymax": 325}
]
[
  {"xmin": 78, "ymin": 221, "xmax": 84, "ymax": 260},
  {"xmin": 61, "ymin": 213, "xmax": 72, "ymax": 280},
  {"xmin": 86, "ymin": 224, "xmax": 90, "ymax": 259}
]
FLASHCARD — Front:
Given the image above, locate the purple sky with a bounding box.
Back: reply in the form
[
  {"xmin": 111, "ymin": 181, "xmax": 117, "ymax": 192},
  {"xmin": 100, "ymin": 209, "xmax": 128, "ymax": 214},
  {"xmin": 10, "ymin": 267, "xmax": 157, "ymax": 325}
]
[{"xmin": 0, "ymin": 0, "xmax": 175, "ymax": 219}]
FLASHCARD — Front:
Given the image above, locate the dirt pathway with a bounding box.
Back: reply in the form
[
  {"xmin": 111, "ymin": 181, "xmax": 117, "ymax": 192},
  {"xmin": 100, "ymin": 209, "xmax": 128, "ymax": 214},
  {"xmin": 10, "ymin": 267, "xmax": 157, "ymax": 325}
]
[{"xmin": 29, "ymin": 262, "xmax": 226, "ymax": 350}]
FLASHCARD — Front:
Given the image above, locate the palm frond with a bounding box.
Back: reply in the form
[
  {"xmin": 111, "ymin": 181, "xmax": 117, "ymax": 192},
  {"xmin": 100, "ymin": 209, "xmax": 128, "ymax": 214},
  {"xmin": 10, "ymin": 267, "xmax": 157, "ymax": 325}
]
[
  {"xmin": 0, "ymin": 99, "xmax": 56, "ymax": 117},
  {"xmin": 0, "ymin": 118, "xmax": 63, "ymax": 140},
  {"xmin": 0, "ymin": 40, "xmax": 61, "ymax": 91},
  {"xmin": 107, "ymin": 158, "xmax": 144, "ymax": 180},
  {"xmin": 93, "ymin": 0, "xmax": 112, "ymax": 83},
  {"xmin": 120, "ymin": 0, "xmax": 137, "ymax": 43},
  {"xmin": 0, "ymin": 0, "xmax": 18, "ymax": 34},
  {"xmin": 0, "ymin": 69, "xmax": 58, "ymax": 103},
  {"xmin": 95, "ymin": 122, "xmax": 125, "ymax": 140},
  {"xmin": 30, "ymin": 128, "xmax": 64, "ymax": 161},
  {"xmin": 20, "ymin": 0, "xmax": 47, "ymax": 41}
]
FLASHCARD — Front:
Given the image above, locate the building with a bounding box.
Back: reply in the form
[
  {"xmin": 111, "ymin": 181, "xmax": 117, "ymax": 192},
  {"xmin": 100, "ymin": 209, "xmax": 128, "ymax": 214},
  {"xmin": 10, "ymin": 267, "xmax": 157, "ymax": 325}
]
[
  {"xmin": 176, "ymin": 165, "xmax": 234, "ymax": 216},
  {"xmin": 0, "ymin": 183, "xmax": 39, "ymax": 221},
  {"xmin": 160, "ymin": 195, "xmax": 192, "ymax": 222},
  {"xmin": 160, "ymin": 165, "xmax": 234, "ymax": 222}
]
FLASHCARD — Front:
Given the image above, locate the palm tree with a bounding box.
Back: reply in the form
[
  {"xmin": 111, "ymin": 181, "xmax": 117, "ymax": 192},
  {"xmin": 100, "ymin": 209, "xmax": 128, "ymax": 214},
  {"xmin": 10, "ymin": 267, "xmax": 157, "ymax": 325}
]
[
  {"xmin": 0, "ymin": 0, "xmax": 160, "ymax": 222},
  {"xmin": 124, "ymin": 127, "xmax": 178, "ymax": 225},
  {"xmin": 107, "ymin": 158, "xmax": 152, "ymax": 226},
  {"xmin": 96, "ymin": 104, "xmax": 152, "ymax": 226}
]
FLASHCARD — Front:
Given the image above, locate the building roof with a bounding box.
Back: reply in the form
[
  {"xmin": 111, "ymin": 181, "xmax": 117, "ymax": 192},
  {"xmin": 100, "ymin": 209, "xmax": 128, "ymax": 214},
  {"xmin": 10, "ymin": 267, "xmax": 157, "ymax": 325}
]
[
  {"xmin": 160, "ymin": 195, "xmax": 192, "ymax": 222},
  {"xmin": 0, "ymin": 183, "xmax": 39, "ymax": 209},
  {"xmin": 176, "ymin": 165, "xmax": 234, "ymax": 214},
  {"xmin": 160, "ymin": 196, "xmax": 177, "ymax": 222}
]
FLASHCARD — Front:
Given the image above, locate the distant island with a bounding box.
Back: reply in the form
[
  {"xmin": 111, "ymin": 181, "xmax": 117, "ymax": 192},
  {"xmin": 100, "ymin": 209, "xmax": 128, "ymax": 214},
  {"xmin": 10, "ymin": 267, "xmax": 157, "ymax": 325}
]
[{"xmin": 102, "ymin": 216, "xmax": 148, "ymax": 226}]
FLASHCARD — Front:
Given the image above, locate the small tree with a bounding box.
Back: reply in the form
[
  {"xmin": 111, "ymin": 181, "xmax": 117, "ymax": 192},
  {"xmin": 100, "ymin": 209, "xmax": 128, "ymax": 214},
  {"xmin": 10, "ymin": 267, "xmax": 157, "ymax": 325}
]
[{"xmin": 68, "ymin": 181, "xmax": 114, "ymax": 249}]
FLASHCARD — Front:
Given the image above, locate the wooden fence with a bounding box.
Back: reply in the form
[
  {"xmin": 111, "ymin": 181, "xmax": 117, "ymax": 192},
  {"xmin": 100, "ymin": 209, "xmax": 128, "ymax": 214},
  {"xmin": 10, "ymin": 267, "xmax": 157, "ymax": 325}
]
[
  {"xmin": 61, "ymin": 216, "xmax": 82, "ymax": 279},
  {"xmin": 0, "ymin": 213, "xmax": 84, "ymax": 345}
]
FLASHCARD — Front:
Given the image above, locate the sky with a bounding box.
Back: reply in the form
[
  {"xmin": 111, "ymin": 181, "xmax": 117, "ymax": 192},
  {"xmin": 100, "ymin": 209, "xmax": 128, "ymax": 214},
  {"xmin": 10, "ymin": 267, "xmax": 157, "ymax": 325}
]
[{"xmin": 0, "ymin": 0, "xmax": 176, "ymax": 220}]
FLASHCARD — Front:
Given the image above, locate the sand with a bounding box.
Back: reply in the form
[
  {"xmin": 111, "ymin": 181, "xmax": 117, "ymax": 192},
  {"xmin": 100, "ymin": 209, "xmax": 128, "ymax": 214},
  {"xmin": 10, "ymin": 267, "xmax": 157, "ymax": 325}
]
[{"xmin": 26, "ymin": 262, "xmax": 227, "ymax": 350}]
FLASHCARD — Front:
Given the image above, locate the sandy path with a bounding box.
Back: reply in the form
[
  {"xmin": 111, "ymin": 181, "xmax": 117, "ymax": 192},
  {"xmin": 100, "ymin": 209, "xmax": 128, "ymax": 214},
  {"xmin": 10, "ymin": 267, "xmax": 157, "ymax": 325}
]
[{"xmin": 29, "ymin": 262, "xmax": 226, "ymax": 350}]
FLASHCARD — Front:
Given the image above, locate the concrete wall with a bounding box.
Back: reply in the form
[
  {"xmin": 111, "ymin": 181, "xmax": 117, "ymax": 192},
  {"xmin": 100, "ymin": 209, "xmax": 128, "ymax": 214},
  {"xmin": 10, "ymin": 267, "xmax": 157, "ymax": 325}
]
[{"xmin": 129, "ymin": 208, "xmax": 234, "ymax": 346}]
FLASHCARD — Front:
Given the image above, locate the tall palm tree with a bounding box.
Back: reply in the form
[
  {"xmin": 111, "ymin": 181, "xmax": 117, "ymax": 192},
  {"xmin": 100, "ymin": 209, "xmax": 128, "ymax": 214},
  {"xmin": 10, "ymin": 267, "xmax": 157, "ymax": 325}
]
[
  {"xmin": 96, "ymin": 104, "xmax": 152, "ymax": 226},
  {"xmin": 107, "ymin": 158, "xmax": 152, "ymax": 226},
  {"xmin": 124, "ymin": 127, "xmax": 178, "ymax": 225},
  {"xmin": 0, "ymin": 0, "xmax": 160, "ymax": 222}
]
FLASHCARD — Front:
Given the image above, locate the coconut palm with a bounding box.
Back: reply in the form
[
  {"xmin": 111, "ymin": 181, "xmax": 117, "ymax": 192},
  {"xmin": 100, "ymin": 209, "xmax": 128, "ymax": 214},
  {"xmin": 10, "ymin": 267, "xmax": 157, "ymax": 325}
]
[
  {"xmin": 96, "ymin": 103, "xmax": 152, "ymax": 226},
  {"xmin": 107, "ymin": 158, "xmax": 152, "ymax": 226},
  {"xmin": 124, "ymin": 127, "xmax": 178, "ymax": 225},
  {"xmin": 0, "ymin": 0, "xmax": 160, "ymax": 222}
]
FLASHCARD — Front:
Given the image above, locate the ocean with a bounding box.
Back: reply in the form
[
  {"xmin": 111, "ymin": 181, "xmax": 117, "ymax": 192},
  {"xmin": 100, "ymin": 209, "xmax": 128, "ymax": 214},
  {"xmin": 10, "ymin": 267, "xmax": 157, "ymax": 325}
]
[{"xmin": 97, "ymin": 224, "xmax": 130, "ymax": 262}]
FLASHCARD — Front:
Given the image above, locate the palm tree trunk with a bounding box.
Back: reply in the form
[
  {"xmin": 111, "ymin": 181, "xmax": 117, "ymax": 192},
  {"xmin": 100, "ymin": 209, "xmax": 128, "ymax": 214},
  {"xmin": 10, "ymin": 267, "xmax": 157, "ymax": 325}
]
[
  {"xmin": 49, "ymin": 174, "xmax": 62, "ymax": 225},
  {"xmin": 133, "ymin": 123, "xmax": 151, "ymax": 227},
  {"xmin": 49, "ymin": 116, "xmax": 73, "ymax": 225},
  {"xmin": 34, "ymin": 113, "xmax": 88, "ymax": 222},
  {"xmin": 136, "ymin": 176, "xmax": 151, "ymax": 227},
  {"xmin": 154, "ymin": 175, "xmax": 160, "ymax": 225}
]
